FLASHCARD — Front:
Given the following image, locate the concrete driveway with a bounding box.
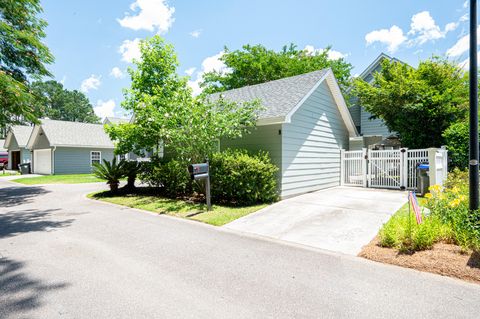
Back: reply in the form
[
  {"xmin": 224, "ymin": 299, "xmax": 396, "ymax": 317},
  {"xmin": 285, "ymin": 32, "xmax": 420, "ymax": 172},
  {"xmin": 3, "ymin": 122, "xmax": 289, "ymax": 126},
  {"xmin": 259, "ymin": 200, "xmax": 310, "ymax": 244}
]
[
  {"xmin": 1, "ymin": 179, "xmax": 479, "ymax": 318},
  {"xmin": 224, "ymin": 186, "xmax": 407, "ymax": 255}
]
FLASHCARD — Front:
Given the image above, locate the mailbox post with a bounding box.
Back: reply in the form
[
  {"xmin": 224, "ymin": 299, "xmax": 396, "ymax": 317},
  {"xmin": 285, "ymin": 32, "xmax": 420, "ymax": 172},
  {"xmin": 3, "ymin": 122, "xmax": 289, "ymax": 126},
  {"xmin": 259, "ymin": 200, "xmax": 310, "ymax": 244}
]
[{"xmin": 188, "ymin": 161, "xmax": 211, "ymax": 211}]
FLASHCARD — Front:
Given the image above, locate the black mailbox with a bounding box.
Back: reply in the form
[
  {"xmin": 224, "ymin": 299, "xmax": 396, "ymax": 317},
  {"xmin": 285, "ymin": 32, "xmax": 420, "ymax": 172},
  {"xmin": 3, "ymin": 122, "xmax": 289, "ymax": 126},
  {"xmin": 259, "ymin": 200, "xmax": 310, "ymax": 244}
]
[
  {"xmin": 188, "ymin": 163, "xmax": 209, "ymax": 179},
  {"xmin": 188, "ymin": 161, "xmax": 211, "ymax": 211}
]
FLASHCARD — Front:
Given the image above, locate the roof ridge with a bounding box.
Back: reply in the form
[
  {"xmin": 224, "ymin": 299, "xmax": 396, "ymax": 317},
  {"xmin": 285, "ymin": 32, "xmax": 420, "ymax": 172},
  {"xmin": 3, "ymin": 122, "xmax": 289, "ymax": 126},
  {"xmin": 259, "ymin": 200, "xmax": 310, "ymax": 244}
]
[
  {"xmin": 41, "ymin": 118, "xmax": 104, "ymax": 126},
  {"xmin": 212, "ymin": 69, "xmax": 329, "ymax": 95}
]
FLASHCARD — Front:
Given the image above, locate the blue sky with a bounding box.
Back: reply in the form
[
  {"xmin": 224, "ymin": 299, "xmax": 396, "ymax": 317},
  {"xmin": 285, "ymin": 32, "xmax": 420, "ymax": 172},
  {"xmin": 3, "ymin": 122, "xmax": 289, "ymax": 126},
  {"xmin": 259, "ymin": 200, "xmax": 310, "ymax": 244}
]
[{"xmin": 40, "ymin": 0, "xmax": 472, "ymax": 119}]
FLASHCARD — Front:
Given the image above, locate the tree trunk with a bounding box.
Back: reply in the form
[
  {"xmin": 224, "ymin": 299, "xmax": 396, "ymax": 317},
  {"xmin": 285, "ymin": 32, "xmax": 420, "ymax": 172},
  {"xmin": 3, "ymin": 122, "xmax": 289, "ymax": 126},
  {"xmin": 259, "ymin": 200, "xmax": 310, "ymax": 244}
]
[{"xmin": 109, "ymin": 182, "xmax": 119, "ymax": 193}]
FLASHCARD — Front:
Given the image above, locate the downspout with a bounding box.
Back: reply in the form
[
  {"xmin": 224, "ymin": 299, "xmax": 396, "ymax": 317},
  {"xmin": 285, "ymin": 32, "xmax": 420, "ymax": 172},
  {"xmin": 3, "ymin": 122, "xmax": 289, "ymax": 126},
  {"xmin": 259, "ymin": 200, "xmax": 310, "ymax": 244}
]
[{"xmin": 52, "ymin": 146, "xmax": 56, "ymax": 175}]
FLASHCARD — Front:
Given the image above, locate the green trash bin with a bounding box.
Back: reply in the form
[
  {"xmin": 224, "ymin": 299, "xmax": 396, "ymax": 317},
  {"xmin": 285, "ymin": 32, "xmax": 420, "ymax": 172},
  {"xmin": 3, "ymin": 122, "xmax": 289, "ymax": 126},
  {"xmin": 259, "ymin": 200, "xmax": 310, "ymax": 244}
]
[{"xmin": 416, "ymin": 163, "xmax": 429, "ymax": 196}]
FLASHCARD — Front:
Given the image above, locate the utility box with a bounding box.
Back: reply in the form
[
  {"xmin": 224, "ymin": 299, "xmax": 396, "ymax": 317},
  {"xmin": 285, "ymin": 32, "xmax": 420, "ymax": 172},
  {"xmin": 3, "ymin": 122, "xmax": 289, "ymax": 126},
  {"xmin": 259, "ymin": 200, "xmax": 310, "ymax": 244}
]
[{"xmin": 416, "ymin": 163, "xmax": 430, "ymax": 196}]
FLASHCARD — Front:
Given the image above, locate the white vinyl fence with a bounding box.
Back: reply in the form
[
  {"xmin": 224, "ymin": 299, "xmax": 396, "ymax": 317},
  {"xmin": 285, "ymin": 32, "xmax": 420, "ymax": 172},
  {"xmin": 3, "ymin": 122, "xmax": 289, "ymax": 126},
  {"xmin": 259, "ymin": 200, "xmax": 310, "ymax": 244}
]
[{"xmin": 341, "ymin": 147, "xmax": 448, "ymax": 190}]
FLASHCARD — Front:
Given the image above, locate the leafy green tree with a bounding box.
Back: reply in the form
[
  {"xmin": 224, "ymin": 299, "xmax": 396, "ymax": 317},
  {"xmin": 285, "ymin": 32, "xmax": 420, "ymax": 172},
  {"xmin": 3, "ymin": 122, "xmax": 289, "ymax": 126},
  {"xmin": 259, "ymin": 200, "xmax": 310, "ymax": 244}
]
[
  {"xmin": 106, "ymin": 36, "xmax": 259, "ymax": 163},
  {"xmin": 200, "ymin": 44, "xmax": 353, "ymax": 94},
  {"xmin": 443, "ymin": 120, "xmax": 470, "ymax": 169},
  {"xmin": 353, "ymin": 57, "xmax": 468, "ymax": 149},
  {"xmin": 31, "ymin": 80, "xmax": 100, "ymax": 123},
  {"xmin": 0, "ymin": 0, "xmax": 54, "ymax": 135}
]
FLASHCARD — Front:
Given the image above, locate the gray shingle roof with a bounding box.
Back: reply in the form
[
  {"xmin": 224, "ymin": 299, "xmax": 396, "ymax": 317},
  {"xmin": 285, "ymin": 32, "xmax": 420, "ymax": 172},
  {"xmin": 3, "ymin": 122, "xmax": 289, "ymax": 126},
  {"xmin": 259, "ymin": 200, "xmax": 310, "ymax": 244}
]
[
  {"xmin": 10, "ymin": 125, "xmax": 33, "ymax": 147},
  {"xmin": 104, "ymin": 117, "xmax": 130, "ymax": 125},
  {"xmin": 209, "ymin": 69, "xmax": 329, "ymax": 119},
  {"xmin": 40, "ymin": 119, "xmax": 114, "ymax": 148}
]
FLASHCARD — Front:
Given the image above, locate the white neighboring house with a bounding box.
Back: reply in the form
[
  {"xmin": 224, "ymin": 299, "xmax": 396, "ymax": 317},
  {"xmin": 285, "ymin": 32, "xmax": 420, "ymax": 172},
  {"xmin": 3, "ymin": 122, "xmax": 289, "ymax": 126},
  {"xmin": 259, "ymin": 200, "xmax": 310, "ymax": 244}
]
[
  {"xmin": 27, "ymin": 119, "xmax": 115, "ymax": 175},
  {"xmin": 3, "ymin": 125, "xmax": 33, "ymax": 170}
]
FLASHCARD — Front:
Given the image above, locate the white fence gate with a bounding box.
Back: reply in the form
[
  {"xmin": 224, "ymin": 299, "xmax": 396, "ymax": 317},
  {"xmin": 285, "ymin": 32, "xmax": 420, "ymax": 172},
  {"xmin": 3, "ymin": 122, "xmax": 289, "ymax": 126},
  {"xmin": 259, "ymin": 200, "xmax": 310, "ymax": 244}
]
[{"xmin": 341, "ymin": 148, "xmax": 447, "ymax": 190}]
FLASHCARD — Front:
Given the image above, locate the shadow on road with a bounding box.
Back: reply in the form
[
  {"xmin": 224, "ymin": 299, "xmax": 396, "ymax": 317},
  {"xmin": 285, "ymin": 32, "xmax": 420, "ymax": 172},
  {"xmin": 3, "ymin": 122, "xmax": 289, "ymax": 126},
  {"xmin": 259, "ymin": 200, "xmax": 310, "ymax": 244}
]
[
  {"xmin": 0, "ymin": 209, "xmax": 74, "ymax": 239},
  {"xmin": 0, "ymin": 257, "xmax": 69, "ymax": 318},
  {"xmin": 0, "ymin": 185, "xmax": 50, "ymax": 208}
]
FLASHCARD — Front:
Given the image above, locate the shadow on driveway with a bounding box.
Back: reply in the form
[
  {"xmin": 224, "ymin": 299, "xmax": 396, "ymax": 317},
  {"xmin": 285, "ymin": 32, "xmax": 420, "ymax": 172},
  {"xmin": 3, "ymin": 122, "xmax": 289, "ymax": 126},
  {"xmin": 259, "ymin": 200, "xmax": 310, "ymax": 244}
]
[
  {"xmin": 0, "ymin": 209, "xmax": 74, "ymax": 239},
  {"xmin": 0, "ymin": 257, "xmax": 69, "ymax": 318},
  {"xmin": 0, "ymin": 185, "xmax": 51, "ymax": 208}
]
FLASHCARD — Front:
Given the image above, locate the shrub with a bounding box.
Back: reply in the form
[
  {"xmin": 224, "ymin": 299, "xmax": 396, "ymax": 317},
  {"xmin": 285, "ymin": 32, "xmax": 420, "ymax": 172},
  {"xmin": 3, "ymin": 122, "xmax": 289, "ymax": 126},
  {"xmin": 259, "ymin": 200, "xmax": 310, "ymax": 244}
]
[
  {"xmin": 92, "ymin": 158, "xmax": 125, "ymax": 193},
  {"xmin": 123, "ymin": 160, "xmax": 140, "ymax": 190},
  {"xmin": 209, "ymin": 149, "xmax": 279, "ymax": 205},
  {"xmin": 443, "ymin": 121, "xmax": 469, "ymax": 169},
  {"xmin": 378, "ymin": 204, "xmax": 453, "ymax": 252},
  {"xmin": 426, "ymin": 169, "xmax": 480, "ymax": 251},
  {"xmin": 379, "ymin": 169, "xmax": 480, "ymax": 252},
  {"xmin": 156, "ymin": 160, "xmax": 192, "ymax": 198},
  {"xmin": 139, "ymin": 157, "xmax": 192, "ymax": 198}
]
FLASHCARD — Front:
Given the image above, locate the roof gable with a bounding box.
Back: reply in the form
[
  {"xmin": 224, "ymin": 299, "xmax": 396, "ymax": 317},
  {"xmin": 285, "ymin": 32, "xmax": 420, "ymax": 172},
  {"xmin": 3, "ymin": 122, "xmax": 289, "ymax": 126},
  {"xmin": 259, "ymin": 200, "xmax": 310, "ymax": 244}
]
[
  {"xmin": 4, "ymin": 125, "xmax": 33, "ymax": 149},
  {"xmin": 210, "ymin": 69, "xmax": 357, "ymax": 136},
  {"xmin": 359, "ymin": 53, "xmax": 404, "ymax": 81},
  {"xmin": 210, "ymin": 70, "xmax": 329, "ymax": 121},
  {"xmin": 103, "ymin": 117, "xmax": 130, "ymax": 125},
  {"xmin": 27, "ymin": 119, "xmax": 114, "ymax": 149}
]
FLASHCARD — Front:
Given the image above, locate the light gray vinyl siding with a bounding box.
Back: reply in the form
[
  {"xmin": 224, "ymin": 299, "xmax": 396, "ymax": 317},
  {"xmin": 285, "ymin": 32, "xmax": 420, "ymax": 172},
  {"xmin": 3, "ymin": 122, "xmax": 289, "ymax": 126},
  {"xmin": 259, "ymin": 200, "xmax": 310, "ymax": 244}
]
[
  {"xmin": 348, "ymin": 103, "xmax": 361, "ymax": 128},
  {"xmin": 360, "ymin": 108, "xmax": 391, "ymax": 137},
  {"xmin": 33, "ymin": 128, "xmax": 51, "ymax": 149},
  {"xmin": 220, "ymin": 124, "xmax": 282, "ymax": 188},
  {"xmin": 54, "ymin": 147, "xmax": 114, "ymax": 174},
  {"xmin": 281, "ymin": 81, "xmax": 349, "ymax": 198},
  {"xmin": 357, "ymin": 62, "xmax": 393, "ymax": 138},
  {"xmin": 21, "ymin": 148, "xmax": 31, "ymax": 163}
]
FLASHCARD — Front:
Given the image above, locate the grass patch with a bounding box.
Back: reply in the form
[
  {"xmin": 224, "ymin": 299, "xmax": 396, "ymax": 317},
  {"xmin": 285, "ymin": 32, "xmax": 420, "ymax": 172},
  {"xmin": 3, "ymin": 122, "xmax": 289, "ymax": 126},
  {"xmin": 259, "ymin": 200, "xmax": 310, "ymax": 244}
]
[
  {"xmin": 378, "ymin": 198, "xmax": 454, "ymax": 252},
  {"xmin": 88, "ymin": 190, "xmax": 267, "ymax": 226},
  {"xmin": 0, "ymin": 171, "xmax": 20, "ymax": 177},
  {"xmin": 14, "ymin": 174, "xmax": 106, "ymax": 185}
]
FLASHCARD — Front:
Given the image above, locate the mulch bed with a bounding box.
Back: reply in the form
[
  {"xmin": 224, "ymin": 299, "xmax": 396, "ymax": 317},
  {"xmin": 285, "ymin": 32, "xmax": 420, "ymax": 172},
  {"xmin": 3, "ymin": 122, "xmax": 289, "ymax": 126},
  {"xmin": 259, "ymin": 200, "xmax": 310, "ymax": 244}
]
[{"xmin": 359, "ymin": 237, "xmax": 480, "ymax": 284}]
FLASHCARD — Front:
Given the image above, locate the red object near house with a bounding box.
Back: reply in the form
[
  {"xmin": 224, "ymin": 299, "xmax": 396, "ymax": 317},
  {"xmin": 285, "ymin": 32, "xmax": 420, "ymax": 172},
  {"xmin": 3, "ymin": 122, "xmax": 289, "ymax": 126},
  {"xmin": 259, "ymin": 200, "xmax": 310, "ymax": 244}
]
[{"xmin": 0, "ymin": 152, "xmax": 8, "ymax": 166}]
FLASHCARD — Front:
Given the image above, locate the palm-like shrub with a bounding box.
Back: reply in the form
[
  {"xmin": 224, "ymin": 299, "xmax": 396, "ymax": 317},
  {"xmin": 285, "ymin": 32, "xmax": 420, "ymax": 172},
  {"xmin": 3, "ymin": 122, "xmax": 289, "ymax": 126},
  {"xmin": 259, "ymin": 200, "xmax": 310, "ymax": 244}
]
[
  {"xmin": 123, "ymin": 160, "xmax": 140, "ymax": 189},
  {"xmin": 92, "ymin": 158, "xmax": 125, "ymax": 193}
]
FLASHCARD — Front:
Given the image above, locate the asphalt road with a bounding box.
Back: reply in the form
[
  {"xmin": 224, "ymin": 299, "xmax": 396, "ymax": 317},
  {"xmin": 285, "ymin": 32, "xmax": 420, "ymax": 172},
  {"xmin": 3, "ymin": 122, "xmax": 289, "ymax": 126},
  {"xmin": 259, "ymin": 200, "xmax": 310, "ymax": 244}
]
[{"xmin": 0, "ymin": 179, "xmax": 479, "ymax": 318}]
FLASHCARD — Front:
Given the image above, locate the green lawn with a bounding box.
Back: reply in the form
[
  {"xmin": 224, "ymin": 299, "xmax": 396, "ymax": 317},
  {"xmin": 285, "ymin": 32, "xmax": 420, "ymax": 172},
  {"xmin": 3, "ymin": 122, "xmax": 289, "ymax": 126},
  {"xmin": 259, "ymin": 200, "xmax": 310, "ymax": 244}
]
[
  {"xmin": 0, "ymin": 171, "xmax": 20, "ymax": 177},
  {"xmin": 88, "ymin": 191, "xmax": 267, "ymax": 226},
  {"xmin": 14, "ymin": 174, "xmax": 105, "ymax": 185}
]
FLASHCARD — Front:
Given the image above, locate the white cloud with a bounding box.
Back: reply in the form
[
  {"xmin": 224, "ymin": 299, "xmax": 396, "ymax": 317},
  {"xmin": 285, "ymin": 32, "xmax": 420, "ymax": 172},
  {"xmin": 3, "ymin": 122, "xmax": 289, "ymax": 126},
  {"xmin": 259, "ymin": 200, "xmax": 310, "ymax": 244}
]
[
  {"xmin": 303, "ymin": 45, "xmax": 348, "ymax": 60},
  {"xmin": 60, "ymin": 75, "xmax": 67, "ymax": 85},
  {"xmin": 118, "ymin": 0, "xmax": 175, "ymax": 34},
  {"xmin": 201, "ymin": 52, "xmax": 229, "ymax": 74},
  {"xmin": 184, "ymin": 67, "xmax": 196, "ymax": 76},
  {"xmin": 80, "ymin": 74, "xmax": 101, "ymax": 93},
  {"xmin": 408, "ymin": 11, "xmax": 456, "ymax": 44},
  {"xmin": 187, "ymin": 52, "xmax": 231, "ymax": 95},
  {"xmin": 365, "ymin": 25, "xmax": 407, "ymax": 53},
  {"xmin": 119, "ymin": 38, "xmax": 141, "ymax": 63},
  {"xmin": 447, "ymin": 25, "xmax": 480, "ymax": 57},
  {"xmin": 464, "ymin": 1, "xmax": 468, "ymax": 9},
  {"xmin": 110, "ymin": 67, "xmax": 125, "ymax": 79},
  {"xmin": 94, "ymin": 99, "xmax": 116, "ymax": 119},
  {"xmin": 189, "ymin": 29, "xmax": 202, "ymax": 38},
  {"xmin": 445, "ymin": 22, "xmax": 459, "ymax": 33},
  {"xmin": 460, "ymin": 13, "xmax": 469, "ymax": 22}
]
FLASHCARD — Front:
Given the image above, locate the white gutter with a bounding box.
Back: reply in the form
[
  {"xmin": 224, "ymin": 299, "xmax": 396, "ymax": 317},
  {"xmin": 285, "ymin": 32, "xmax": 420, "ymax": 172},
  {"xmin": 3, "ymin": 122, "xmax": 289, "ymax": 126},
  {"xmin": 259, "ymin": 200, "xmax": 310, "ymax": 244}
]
[{"xmin": 52, "ymin": 146, "xmax": 56, "ymax": 175}]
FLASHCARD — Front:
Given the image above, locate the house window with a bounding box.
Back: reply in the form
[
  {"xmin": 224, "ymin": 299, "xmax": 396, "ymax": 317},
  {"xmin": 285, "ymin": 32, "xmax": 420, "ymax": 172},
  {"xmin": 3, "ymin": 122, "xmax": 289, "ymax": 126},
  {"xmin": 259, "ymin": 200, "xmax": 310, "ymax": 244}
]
[{"xmin": 91, "ymin": 151, "xmax": 101, "ymax": 166}]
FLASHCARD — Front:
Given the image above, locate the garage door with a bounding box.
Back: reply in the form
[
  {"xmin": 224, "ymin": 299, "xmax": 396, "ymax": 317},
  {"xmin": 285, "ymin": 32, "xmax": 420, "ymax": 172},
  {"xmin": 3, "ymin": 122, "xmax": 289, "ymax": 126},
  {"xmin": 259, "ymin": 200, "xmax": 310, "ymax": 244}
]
[{"xmin": 34, "ymin": 149, "xmax": 52, "ymax": 175}]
